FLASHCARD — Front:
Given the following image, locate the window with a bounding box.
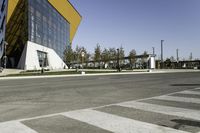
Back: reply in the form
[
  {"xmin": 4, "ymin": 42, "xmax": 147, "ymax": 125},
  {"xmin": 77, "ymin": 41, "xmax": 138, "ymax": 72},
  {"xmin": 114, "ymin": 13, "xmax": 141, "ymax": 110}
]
[
  {"xmin": 0, "ymin": 39, "xmax": 3, "ymax": 51},
  {"xmin": 1, "ymin": 0, "xmax": 6, "ymax": 12},
  {"xmin": 37, "ymin": 50, "xmax": 48, "ymax": 67},
  {"xmin": 28, "ymin": 0, "xmax": 70, "ymax": 59},
  {"xmin": 0, "ymin": 16, "xmax": 5, "ymax": 31}
]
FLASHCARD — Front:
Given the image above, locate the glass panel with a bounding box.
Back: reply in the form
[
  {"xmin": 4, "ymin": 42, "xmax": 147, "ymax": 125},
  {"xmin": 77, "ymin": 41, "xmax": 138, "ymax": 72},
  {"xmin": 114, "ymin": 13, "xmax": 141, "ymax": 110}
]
[
  {"xmin": 28, "ymin": 0, "xmax": 70, "ymax": 59},
  {"xmin": 37, "ymin": 50, "xmax": 48, "ymax": 67}
]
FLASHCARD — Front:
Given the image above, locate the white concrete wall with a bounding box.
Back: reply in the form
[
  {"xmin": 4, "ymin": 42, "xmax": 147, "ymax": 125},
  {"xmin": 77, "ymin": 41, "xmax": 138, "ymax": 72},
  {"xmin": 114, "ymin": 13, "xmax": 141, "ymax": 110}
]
[
  {"xmin": 18, "ymin": 41, "xmax": 67, "ymax": 70},
  {"xmin": 150, "ymin": 57, "xmax": 156, "ymax": 69}
]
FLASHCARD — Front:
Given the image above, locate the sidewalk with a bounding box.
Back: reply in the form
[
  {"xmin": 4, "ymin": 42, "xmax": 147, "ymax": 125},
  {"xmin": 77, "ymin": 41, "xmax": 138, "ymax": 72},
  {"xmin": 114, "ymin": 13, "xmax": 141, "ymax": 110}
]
[
  {"xmin": 0, "ymin": 69, "xmax": 23, "ymax": 76},
  {"xmin": 0, "ymin": 69, "xmax": 199, "ymax": 80}
]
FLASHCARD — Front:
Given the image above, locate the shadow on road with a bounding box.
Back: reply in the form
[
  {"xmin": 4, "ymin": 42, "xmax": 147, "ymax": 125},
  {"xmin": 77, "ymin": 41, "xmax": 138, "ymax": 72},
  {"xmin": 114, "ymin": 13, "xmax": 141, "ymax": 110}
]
[
  {"xmin": 171, "ymin": 119, "xmax": 200, "ymax": 129},
  {"xmin": 171, "ymin": 84, "xmax": 200, "ymax": 87}
]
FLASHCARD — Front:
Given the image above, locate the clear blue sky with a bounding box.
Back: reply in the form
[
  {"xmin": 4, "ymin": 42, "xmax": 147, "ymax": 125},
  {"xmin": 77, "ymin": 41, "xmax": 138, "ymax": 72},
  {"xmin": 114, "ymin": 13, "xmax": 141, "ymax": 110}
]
[{"xmin": 70, "ymin": 0, "xmax": 200, "ymax": 60}]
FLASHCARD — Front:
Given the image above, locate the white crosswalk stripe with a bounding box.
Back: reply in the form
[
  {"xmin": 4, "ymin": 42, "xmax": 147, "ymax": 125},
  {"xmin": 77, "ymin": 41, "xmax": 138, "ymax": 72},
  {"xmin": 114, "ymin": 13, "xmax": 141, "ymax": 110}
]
[
  {"xmin": 0, "ymin": 121, "xmax": 38, "ymax": 133},
  {"xmin": 195, "ymin": 88, "xmax": 200, "ymax": 90},
  {"xmin": 62, "ymin": 109, "xmax": 189, "ymax": 133},
  {"xmin": 153, "ymin": 95, "xmax": 200, "ymax": 104},
  {"xmin": 0, "ymin": 88, "xmax": 200, "ymax": 133},
  {"xmin": 178, "ymin": 90, "xmax": 200, "ymax": 95},
  {"xmin": 117, "ymin": 101, "xmax": 200, "ymax": 121}
]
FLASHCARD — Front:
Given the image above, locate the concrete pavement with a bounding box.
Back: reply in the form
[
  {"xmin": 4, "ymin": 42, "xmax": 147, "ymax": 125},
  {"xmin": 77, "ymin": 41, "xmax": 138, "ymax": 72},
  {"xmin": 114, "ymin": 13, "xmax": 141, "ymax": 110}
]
[{"xmin": 0, "ymin": 72, "xmax": 200, "ymax": 132}]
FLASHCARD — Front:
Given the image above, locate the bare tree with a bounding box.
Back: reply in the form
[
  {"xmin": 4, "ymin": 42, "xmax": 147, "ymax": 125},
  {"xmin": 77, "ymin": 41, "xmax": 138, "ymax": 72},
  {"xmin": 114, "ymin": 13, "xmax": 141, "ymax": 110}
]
[
  {"xmin": 74, "ymin": 46, "xmax": 88, "ymax": 64},
  {"xmin": 94, "ymin": 44, "xmax": 101, "ymax": 68},
  {"xmin": 102, "ymin": 48, "xmax": 110, "ymax": 67},
  {"xmin": 129, "ymin": 49, "xmax": 137, "ymax": 69},
  {"xmin": 170, "ymin": 56, "xmax": 176, "ymax": 62},
  {"xmin": 109, "ymin": 48, "xmax": 117, "ymax": 68},
  {"xmin": 109, "ymin": 48, "xmax": 117, "ymax": 60},
  {"xmin": 141, "ymin": 51, "xmax": 148, "ymax": 69},
  {"xmin": 64, "ymin": 46, "xmax": 74, "ymax": 68},
  {"xmin": 119, "ymin": 46, "xmax": 125, "ymax": 64},
  {"xmin": 165, "ymin": 58, "xmax": 171, "ymax": 68},
  {"xmin": 74, "ymin": 45, "xmax": 82, "ymax": 63}
]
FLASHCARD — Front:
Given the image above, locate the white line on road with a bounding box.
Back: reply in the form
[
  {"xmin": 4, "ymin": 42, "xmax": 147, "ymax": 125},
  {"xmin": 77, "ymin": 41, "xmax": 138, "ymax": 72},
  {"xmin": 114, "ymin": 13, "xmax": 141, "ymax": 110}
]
[
  {"xmin": 153, "ymin": 95, "xmax": 200, "ymax": 104},
  {"xmin": 0, "ymin": 87, "xmax": 199, "ymax": 133},
  {"xmin": 62, "ymin": 109, "xmax": 189, "ymax": 133},
  {"xmin": 0, "ymin": 121, "xmax": 38, "ymax": 133},
  {"xmin": 178, "ymin": 91, "xmax": 200, "ymax": 95},
  {"xmin": 117, "ymin": 101, "xmax": 200, "ymax": 121}
]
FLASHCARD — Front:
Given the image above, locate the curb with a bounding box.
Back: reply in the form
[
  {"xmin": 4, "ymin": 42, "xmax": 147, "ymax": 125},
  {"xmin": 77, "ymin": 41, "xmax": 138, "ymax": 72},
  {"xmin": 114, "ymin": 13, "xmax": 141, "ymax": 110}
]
[{"xmin": 0, "ymin": 70, "xmax": 199, "ymax": 80}]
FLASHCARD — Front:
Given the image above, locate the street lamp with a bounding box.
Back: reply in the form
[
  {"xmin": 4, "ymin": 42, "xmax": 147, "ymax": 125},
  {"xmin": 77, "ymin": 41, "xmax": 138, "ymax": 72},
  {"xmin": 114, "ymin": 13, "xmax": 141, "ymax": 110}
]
[
  {"xmin": 152, "ymin": 47, "xmax": 155, "ymax": 55},
  {"xmin": 81, "ymin": 51, "xmax": 85, "ymax": 74},
  {"xmin": 176, "ymin": 48, "xmax": 180, "ymax": 69},
  {"xmin": 4, "ymin": 41, "xmax": 8, "ymax": 69},
  {"xmin": 117, "ymin": 48, "xmax": 120, "ymax": 72},
  {"xmin": 161, "ymin": 40, "xmax": 164, "ymax": 69}
]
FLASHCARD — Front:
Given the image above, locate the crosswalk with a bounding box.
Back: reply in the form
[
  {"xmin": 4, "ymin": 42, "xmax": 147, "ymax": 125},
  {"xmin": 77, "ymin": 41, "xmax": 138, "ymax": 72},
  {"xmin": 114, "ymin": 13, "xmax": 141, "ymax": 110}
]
[
  {"xmin": 0, "ymin": 121, "xmax": 37, "ymax": 133},
  {"xmin": 63, "ymin": 109, "xmax": 189, "ymax": 133},
  {"xmin": 0, "ymin": 87, "xmax": 200, "ymax": 133}
]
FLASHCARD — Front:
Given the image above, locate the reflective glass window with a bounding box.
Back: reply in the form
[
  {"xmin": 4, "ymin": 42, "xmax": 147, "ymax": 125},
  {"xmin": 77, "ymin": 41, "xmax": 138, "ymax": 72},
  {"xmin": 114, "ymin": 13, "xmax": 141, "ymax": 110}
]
[{"xmin": 28, "ymin": 0, "xmax": 70, "ymax": 59}]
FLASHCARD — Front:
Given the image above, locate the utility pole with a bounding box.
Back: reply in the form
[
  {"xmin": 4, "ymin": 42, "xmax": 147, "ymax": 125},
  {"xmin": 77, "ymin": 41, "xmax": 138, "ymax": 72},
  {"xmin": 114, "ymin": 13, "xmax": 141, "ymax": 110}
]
[
  {"xmin": 161, "ymin": 40, "xmax": 164, "ymax": 69},
  {"xmin": 117, "ymin": 48, "xmax": 120, "ymax": 72},
  {"xmin": 152, "ymin": 47, "xmax": 155, "ymax": 55},
  {"xmin": 189, "ymin": 52, "xmax": 193, "ymax": 61},
  {"xmin": 176, "ymin": 49, "xmax": 179, "ymax": 62}
]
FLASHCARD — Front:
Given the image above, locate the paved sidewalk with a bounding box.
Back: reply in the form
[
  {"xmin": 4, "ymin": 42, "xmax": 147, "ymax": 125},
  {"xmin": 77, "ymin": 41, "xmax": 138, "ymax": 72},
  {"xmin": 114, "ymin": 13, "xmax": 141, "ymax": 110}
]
[
  {"xmin": 0, "ymin": 69, "xmax": 23, "ymax": 77},
  {"xmin": 0, "ymin": 69, "xmax": 199, "ymax": 80}
]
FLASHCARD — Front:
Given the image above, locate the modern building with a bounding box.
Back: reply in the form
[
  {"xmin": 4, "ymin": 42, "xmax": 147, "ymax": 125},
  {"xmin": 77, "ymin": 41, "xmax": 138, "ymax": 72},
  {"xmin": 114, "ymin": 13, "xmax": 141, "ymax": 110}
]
[
  {"xmin": 1, "ymin": 0, "xmax": 81, "ymax": 70},
  {"xmin": 0, "ymin": 0, "xmax": 8, "ymax": 66}
]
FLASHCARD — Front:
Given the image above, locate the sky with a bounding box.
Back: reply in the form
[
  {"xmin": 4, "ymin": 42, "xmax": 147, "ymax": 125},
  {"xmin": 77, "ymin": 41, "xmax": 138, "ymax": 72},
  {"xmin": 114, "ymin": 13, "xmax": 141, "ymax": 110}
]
[{"xmin": 70, "ymin": 0, "xmax": 200, "ymax": 60}]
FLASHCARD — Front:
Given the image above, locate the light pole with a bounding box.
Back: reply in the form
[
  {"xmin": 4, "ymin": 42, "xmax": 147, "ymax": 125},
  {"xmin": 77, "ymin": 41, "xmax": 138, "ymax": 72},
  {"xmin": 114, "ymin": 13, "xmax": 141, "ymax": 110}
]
[
  {"xmin": 81, "ymin": 51, "xmax": 85, "ymax": 74},
  {"xmin": 4, "ymin": 41, "xmax": 8, "ymax": 69},
  {"xmin": 161, "ymin": 40, "xmax": 164, "ymax": 69},
  {"xmin": 152, "ymin": 47, "xmax": 155, "ymax": 55},
  {"xmin": 176, "ymin": 49, "xmax": 179, "ymax": 63},
  {"xmin": 117, "ymin": 48, "xmax": 120, "ymax": 72}
]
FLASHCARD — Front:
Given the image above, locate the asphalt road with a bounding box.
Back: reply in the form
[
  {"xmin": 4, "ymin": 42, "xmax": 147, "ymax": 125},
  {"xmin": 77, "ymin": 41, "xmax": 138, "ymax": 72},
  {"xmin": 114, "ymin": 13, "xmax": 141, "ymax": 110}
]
[{"xmin": 0, "ymin": 72, "xmax": 200, "ymax": 133}]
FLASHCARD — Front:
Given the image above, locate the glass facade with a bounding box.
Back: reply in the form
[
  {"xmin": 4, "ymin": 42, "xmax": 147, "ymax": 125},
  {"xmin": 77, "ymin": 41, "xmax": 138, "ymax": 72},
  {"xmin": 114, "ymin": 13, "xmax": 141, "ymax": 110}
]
[
  {"xmin": 28, "ymin": 0, "xmax": 70, "ymax": 58},
  {"xmin": 0, "ymin": 0, "xmax": 8, "ymax": 59},
  {"xmin": 37, "ymin": 50, "xmax": 48, "ymax": 67}
]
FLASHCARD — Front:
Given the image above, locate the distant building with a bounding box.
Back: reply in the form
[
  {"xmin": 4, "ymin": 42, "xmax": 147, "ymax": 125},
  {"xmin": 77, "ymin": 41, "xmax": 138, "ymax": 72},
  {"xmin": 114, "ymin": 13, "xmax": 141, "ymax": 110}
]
[{"xmin": 1, "ymin": 0, "xmax": 81, "ymax": 70}]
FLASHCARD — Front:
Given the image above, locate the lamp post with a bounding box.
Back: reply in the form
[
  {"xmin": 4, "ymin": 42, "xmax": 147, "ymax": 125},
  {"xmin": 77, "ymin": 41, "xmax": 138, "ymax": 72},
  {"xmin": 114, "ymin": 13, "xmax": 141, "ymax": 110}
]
[
  {"xmin": 176, "ymin": 49, "xmax": 179, "ymax": 63},
  {"xmin": 4, "ymin": 41, "xmax": 8, "ymax": 69},
  {"xmin": 161, "ymin": 40, "xmax": 164, "ymax": 69},
  {"xmin": 117, "ymin": 48, "xmax": 120, "ymax": 72},
  {"xmin": 81, "ymin": 51, "xmax": 85, "ymax": 74},
  {"xmin": 152, "ymin": 47, "xmax": 155, "ymax": 55}
]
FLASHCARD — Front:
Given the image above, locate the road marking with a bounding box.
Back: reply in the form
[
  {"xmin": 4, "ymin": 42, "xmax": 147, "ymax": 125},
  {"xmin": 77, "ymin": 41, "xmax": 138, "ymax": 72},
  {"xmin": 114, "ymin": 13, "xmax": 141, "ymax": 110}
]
[
  {"xmin": 195, "ymin": 88, "xmax": 200, "ymax": 90},
  {"xmin": 178, "ymin": 91, "xmax": 200, "ymax": 95},
  {"xmin": 0, "ymin": 87, "xmax": 199, "ymax": 133},
  {"xmin": 117, "ymin": 101, "xmax": 200, "ymax": 121},
  {"xmin": 153, "ymin": 95, "xmax": 200, "ymax": 104},
  {"xmin": 0, "ymin": 87, "xmax": 198, "ymax": 124},
  {"xmin": 0, "ymin": 121, "xmax": 38, "ymax": 133},
  {"xmin": 62, "ymin": 109, "xmax": 189, "ymax": 133}
]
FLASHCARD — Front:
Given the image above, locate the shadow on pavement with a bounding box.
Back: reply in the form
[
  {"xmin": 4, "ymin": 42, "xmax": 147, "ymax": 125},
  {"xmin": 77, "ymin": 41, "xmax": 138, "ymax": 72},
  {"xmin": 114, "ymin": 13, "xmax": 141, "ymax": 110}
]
[
  {"xmin": 171, "ymin": 119, "xmax": 200, "ymax": 129},
  {"xmin": 171, "ymin": 84, "xmax": 200, "ymax": 87}
]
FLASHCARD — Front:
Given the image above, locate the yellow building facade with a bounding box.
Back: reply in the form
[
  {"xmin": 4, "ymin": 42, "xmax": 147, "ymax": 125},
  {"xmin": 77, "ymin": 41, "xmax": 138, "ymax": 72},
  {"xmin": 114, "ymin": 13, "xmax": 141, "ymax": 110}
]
[
  {"xmin": 7, "ymin": 0, "xmax": 82, "ymax": 43},
  {"xmin": 4, "ymin": 0, "xmax": 81, "ymax": 70}
]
